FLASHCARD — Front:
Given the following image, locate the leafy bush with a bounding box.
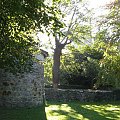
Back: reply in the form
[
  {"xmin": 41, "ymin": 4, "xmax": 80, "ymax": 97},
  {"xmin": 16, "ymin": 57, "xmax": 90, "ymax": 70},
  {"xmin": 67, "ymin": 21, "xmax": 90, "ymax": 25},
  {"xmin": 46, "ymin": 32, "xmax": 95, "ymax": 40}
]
[{"xmin": 60, "ymin": 49, "xmax": 100, "ymax": 89}]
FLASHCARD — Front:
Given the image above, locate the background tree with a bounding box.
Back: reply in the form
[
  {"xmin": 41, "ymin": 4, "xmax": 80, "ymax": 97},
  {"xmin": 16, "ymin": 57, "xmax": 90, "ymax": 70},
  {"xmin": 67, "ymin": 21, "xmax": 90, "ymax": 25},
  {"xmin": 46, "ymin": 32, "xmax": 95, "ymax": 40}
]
[
  {"xmin": 93, "ymin": 1, "xmax": 120, "ymax": 89},
  {"xmin": 44, "ymin": 0, "xmax": 120, "ymax": 90},
  {"xmin": 51, "ymin": 0, "xmax": 93, "ymax": 89}
]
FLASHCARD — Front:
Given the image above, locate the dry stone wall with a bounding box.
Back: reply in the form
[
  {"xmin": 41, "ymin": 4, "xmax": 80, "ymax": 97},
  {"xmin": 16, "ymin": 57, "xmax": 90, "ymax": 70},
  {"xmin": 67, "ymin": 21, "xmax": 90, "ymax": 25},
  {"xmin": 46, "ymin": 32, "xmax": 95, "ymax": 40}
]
[
  {"xmin": 0, "ymin": 62, "xmax": 44, "ymax": 108},
  {"xmin": 45, "ymin": 88, "xmax": 117, "ymax": 102}
]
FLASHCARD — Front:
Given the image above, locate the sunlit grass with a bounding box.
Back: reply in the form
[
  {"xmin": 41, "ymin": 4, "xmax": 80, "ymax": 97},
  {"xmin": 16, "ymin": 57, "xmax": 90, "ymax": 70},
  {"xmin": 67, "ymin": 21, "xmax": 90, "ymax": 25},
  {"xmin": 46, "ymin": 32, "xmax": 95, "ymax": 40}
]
[
  {"xmin": 1, "ymin": 101, "xmax": 120, "ymax": 120},
  {"xmin": 46, "ymin": 104, "xmax": 86, "ymax": 120},
  {"xmin": 46, "ymin": 101, "xmax": 120, "ymax": 120}
]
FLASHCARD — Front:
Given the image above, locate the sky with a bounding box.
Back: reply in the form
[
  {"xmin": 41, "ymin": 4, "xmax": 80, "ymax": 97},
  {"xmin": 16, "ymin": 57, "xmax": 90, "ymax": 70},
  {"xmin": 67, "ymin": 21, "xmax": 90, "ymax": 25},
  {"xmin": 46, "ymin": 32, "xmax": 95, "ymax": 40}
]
[
  {"xmin": 38, "ymin": 0, "xmax": 115, "ymax": 52},
  {"xmin": 88, "ymin": 0, "xmax": 115, "ymax": 16},
  {"xmin": 89, "ymin": 0, "xmax": 115, "ymax": 8}
]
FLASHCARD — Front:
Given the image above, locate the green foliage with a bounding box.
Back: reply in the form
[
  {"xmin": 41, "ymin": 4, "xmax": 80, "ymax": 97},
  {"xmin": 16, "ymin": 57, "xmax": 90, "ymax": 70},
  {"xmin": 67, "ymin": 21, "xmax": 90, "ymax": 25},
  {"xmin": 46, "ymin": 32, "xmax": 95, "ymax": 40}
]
[
  {"xmin": 44, "ymin": 0, "xmax": 120, "ymax": 89},
  {"xmin": 83, "ymin": 46, "xmax": 104, "ymax": 60},
  {"xmin": 106, "ymin": 2, "xmax": 120, "ymax": 44},
  {"xmin": 44, "ymin": 41, "xmax": 120, "ymax": 89},
  {"xmin": 60, "ymin": 46, "xmax": 100, "ymax": 88},
  {"xmin": 44, "ymin": 57, "xmax": 53, "ymax": 85},
  {"xmin": 94, "ymin": 3, "xmax": 120, "ymax": 89},
  {"xmin": 60, "ymin": 40, "xmax": 120, "ymax": 89},
  {"xmin": 96, "ymin": 44, "xmax": 120, "ymax": 89},
  {"xmin": 0, "ymin": 0, "xmax": 63, "ymax": 73}
]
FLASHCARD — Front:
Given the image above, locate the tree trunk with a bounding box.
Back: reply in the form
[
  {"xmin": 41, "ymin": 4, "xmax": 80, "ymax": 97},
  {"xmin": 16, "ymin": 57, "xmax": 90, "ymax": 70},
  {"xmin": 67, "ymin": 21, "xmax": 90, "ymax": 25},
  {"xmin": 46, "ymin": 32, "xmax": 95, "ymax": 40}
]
[
  {"xmin": 52, "ymin": 47, "xmax": 61, "ymax": 90},
  {"xmin": 52, "ymin": 35, "xmax": 71, "ymax": 90}
]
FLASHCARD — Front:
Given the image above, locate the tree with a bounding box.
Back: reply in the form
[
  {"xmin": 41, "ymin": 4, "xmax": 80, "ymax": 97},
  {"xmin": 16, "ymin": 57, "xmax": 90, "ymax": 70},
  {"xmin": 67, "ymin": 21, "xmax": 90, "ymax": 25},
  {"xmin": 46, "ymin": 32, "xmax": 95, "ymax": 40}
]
[
  {"xmin": 44, "ymin": 0, "xmax": 120, "ymax": 90},
  {"xmin": 52, "ymin": 0, "xmax": 93, "ymax": 89},
  {"xmin": 93, "ymin": 1, "xmax": 120, "ymax": 89},
  {"xmin": 0, "ymin": 0, "xmax": 63, "ymax": 73}
]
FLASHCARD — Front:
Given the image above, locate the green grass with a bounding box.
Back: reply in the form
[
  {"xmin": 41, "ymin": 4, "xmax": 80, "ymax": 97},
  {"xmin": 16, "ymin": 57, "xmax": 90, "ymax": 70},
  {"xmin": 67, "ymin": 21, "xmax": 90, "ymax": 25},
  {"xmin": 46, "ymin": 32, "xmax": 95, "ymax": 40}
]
[
  {"xmin": 46, "ymin": 101, "xmax": 120, "ymax": 120},
  {"xmin": 0, "ymin": 105, "xmax": 47, "ymax": 120},
  {"xmin": 0, "ymin": 101, "xmax": 120, "ymax": 120}
]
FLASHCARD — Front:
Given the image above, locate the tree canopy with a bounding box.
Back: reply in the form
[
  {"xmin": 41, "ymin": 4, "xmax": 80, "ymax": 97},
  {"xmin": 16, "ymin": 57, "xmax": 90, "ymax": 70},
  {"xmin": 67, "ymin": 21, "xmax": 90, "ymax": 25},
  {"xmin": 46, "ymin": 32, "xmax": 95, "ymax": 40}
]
[
  {"xmin": 0, "ymin": 0, "xmax": 63, "ymax": 73},
  {"xmin": 44, "ymin": 0, "xmax": 120, "ymax": 89}
]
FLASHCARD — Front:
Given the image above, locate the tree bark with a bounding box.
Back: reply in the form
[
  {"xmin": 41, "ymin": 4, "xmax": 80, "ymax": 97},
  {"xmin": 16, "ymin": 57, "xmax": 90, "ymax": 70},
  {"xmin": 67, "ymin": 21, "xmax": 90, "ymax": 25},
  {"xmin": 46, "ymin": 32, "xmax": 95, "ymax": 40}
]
[
  {"xmin": 52, "ymin": 47, "xmax": 61, "ymax": 90},
  {"xmin": 52, "ymin": 35, "xmax": 71, "ymax": 90}
]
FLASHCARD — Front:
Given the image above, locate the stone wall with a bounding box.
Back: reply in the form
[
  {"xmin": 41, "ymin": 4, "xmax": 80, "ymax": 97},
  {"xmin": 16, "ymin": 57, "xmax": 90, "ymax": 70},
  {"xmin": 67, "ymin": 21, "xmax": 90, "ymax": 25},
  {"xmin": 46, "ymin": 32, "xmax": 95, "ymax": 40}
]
[
  {"xmin": 45, "ymin": 88, "xmax": 117, "ymax": 102},
  {"xmin": 0, "ymin": 62, "xmax": 44, "ymax": 108}
]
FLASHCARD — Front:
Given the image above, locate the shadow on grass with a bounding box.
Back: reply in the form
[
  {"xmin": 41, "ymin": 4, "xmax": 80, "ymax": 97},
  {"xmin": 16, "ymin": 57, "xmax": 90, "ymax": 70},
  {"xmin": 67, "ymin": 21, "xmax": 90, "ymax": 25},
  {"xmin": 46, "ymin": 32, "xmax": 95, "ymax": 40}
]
[
  {"xmin": 3, "ymin": 101, "xmax": 119, "ymax": 120},
  {"xmin": 46, "ymin": 101, "xmax": 120, "ymax": 120},
  {"xmin": 0, "ymin": 104, "xmax": 47, "ymax": 120},
  {"xmin": 68, "ymin": 102, "xmax": 120, "ymax": 120}
]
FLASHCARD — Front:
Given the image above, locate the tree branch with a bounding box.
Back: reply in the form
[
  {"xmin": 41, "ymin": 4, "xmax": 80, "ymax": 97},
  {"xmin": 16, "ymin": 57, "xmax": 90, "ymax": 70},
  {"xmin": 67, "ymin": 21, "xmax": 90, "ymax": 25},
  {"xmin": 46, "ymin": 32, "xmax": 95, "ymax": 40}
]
[
  {"xmin": 55, "ymin": 35, "xmax": 60, "ymax": 46},
  {"xmin": 60, "ymin": 7, "xmax": 77, "ymax": 44}
]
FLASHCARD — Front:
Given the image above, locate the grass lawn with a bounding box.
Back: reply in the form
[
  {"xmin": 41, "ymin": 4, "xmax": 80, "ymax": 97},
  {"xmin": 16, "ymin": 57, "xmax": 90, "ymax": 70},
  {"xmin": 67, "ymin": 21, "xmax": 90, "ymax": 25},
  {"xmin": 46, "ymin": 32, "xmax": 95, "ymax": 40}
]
[
  {"xmin": 0, "ymin": 101, "xmax": 120, "ymax": 120},
  {"xmin": 46, "ymin": 101, "xmax": 120, "ymax": 120},
  {"xmin": 0, "ymin": 105, "xmax": 47, "ymax": 120}
]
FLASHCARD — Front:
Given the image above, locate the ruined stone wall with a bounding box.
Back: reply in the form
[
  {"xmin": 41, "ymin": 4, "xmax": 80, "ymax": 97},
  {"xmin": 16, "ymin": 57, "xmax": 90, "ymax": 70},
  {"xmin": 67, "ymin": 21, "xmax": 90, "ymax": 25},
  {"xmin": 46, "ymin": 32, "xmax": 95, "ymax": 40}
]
[
  {"xmin": 0, "ymin": 62, "xmax": 44, "ymax": 108},
  {"xmin": 45, "ymin": 88, "xmax": 117, "ymax": 102}
]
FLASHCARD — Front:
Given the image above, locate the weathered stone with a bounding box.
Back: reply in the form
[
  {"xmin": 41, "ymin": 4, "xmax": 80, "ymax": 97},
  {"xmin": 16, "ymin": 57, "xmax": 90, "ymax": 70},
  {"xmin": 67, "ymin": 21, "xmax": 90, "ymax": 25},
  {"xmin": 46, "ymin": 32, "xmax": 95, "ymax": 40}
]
[
  {"xmin": 3, "ymin": 82, "xmax": 9, "ymax": 86},
  {"xmin": 0, "ymin": 62, "xmax": 45, "ymax": 108},
  {"xmin": 45, "ymin": 88, "xmax": 117, "ymax": 102}
]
